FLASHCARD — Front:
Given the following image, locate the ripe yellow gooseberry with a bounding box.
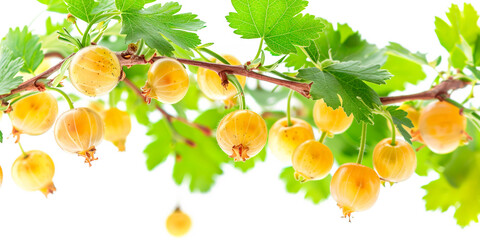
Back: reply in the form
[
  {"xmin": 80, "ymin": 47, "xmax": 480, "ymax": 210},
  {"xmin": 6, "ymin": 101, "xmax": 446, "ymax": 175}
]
[
  {"xmin": 373, "ymin": 138, "xmax": 417, "ymax": 182},
  {"xmin": 313, "ymin": 99, "xmax": 353, "ymax": 135},
  {"xmin": 69, "ymin": 45, "xmax": 121, "ymax": 96},
  {"xmin": 197, "ymin": 54, "xmax": 246, "ymax": 100},
  {"xmin": 0, "ymin": 165, "xmax": 3, "ymax": 188},
  {"xmin": 142, "ymin": 58, "xmax": 189, "ymax": 104},
  {"xmin": 268, "ymin": 117, "xmax": 315, "ymax": 163},
  {"xmin": 54, "ymin": 107, "xmax": 104, "ymax": 166},
  {"xmin": 102, "ymin": 108, "xmax": 131, "ymax": 151},
  {"xmin": 166, "ymin": 208, "xmax": 192, "ymax": 237},
  {"xmin": 216, "ymin": 110, "xmax": 267, "ymax": 162},
  {"xmin": 418, "ymin": 101, "xmax": 467, "ymax": 154},
  {"xmin": 292, "ymin": 140, "xmax": 333, "ymax": 181},
  {"xmin": 11, "ymin": 150, "xmax": 56, "ymax": 197},
  {"xmin": 330, "ymin": 163, "xmax": 380, "ymax": 219},
  {"xmin": 87, "ymin": 101, "xmax": 105, "ymax": 114},
  {"xmin": 9, "ymin": 92, "xmax": 58, "ymax": 141}
]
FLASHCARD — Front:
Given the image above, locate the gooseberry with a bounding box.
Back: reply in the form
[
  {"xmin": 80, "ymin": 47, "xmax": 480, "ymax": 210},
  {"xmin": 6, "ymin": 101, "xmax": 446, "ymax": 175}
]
[
  {"xmin": 373, "ymin": 138, "xmax": 416, "ymax": 182},
  {"xmin": 69, "ymin": 45, "xmax": 121, "ymax": 96},
  {"xmin": 54, "ymin": 107, "xmax": 104, "ymax": 166},
  {"xmin": 102, "ymin": 107, "xmax": 131, "ymax": 151},
  {"xmin": 330, "ymin": 163, "xmax": 380, "ymax": 219},
  {"xmin": 268, "ymin": 117, "xmax": 315, "ymax": 163},
  {"xmin": 216, "ymin": 110, "xmax": 267, "ymax": 161},
  {"xmin": 9, "ymin": 92, "xmax": 58, "ymax": 142},
  {"xmin": 166, "ymin": 207, "xmax": 192, "ymax": 237},
  {"xmin": 197, "ymin": 54, "xmax": 246, "ymax": 100},
  {"xmin": 292, "ymin": 140, "xmax": 333, "ymax": 181},
  {"xmin": 418, "ymin": 101, "xmax": 467, "ymax": 154},
  {"xmin": 142, "ymin": 58, "xmax": 189, "ymax": 104},
  {"xmin": 313, "ymin": 99, "xmax": 353, "ymax": 135},
  {"xmin": 0, "ymin": 165, "xmax": 3, "ymax": 188},
  {"xmin": 11, "ymin": 150, "xmax": 56, "ymax": 197}
]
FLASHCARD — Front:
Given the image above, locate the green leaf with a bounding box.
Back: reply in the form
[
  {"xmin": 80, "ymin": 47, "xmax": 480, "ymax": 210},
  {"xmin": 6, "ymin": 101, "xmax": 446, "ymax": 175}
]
[
  {"xmin": 435, "ymin": 17, "xmax": 460, "ymax": 52},
  {"xmin": 0, "ymin": 48, "xmax": 24, "ymax": 95},
  {"xmin": 423, "ymin": 158, "xmax": 480, "ymax": 227},
  {"xmin": 375, "ymin": 53, "xmax": 426, "ymax": 96},
  {"xmin": 45, "ymin": 17, "xmax": 72, "ymax": 35},
  {"xmin": 298, "ymin": 61, "xmax": 391, "ymax": 123},
  {"xmin": 385, "ymin": 42, "xmax": 428, "ymax": 65},
  {"xmin": 423, "ymin": 126, "xmax": 480, "ymax": 227},
  {"xmin": 446, "ymin": 3, "xmax": 480, "ymax": 46},
  {"xmin": 1, "ymin": 26, "xmax": 43, "ymax": 74},
  {"xmin": 473, "ymin": 34, "xmax": 480, "ymax": 66},
  {"xmin": 289, "ymin": 20, "xmax": 385, "ymax": 68},
  {"xmin": 279, "ymin": 167, "xmax": 331, "ymax": 204},
  {"xmin": 115, "ymin": 0, "xmax": 153, "ymax": 11},
  {"xmin": 144, "ymin": 119, "xmax": 173, "ymax": 170},
  {"xmin": 0, "ymin": 130, "xmax": 3, "ymax": 143},
  {"xmin": 65, "ymin": 0, "xmax": 97, "ymax": 23},
  {"xmin": 385, "ymin": 106, "xmax": 413, "ymax": 144},
  {"xmin": 173, "ymin": 120, "xmax": 225, "ymax": 193},
  {"xmin": 450, "ymin": 45, "xmax": 468, "ymax": 69},
  {"xmin": 121, "ymin": 2, "xmax": 205, "ymax": 56},
  {"xmin": 37, "ymin": 0, "xmax": 69, "ymax": 13},
  {"xmin": 226, "ymin": 0, "xmax": 324, "ymax": 54}
]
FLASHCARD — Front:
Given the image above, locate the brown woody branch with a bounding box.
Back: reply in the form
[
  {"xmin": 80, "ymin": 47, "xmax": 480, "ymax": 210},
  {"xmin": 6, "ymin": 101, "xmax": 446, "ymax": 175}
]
[
  {"xmin": 0, "ymin": 52, "xmax": 471, "ymax": 107},
  {"xmin": 379, "ymin": 79, "xmax": 471, "ymax": 105}
]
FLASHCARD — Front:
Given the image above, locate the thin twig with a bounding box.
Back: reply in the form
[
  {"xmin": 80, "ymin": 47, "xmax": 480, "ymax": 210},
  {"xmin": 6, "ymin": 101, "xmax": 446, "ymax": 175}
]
[
  {"xmin": 122, "ymin": 78, "xmax": 211, "ymax": 136},
  {"xmin": 379, "ymin": 79, "xmax": 470, "ymax": 105}
]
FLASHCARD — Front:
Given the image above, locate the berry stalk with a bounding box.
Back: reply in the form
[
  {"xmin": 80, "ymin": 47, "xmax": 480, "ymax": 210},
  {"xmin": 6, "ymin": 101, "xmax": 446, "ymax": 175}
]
[{"xmin": 356, "ymin": 122, "xmax": 368, "ymax": 165}]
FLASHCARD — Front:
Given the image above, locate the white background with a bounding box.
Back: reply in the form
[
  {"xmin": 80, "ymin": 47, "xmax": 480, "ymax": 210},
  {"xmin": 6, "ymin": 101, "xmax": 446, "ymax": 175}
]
[{"xmin": 1, "ymin": 0, "xmax": 480, "ymax": 239}]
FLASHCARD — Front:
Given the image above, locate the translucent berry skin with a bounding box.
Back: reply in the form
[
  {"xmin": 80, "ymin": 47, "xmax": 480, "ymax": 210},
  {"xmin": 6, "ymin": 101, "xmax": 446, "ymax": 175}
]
[
  {"xmin": 69, "ymin": 45, "xmax": 121, "ymax": 96},
  {"xmin": 10, "ymin": 92, "xmax": 58, "ymax": 136},
  {"xmin": 166, "ymin": 209, "xmax": 192, "ymax": 237},
  {"xmin": 418, "ymin": 101, "xmax": 466, "ymax": 154},
  {"xmin": 216, "ymin": 110, "xmax": 267, "ymax": 162},
  {"xmin": 143, "ymin": 58, "xmax": 189, "ymax": 104},
  {"xmin": 313, "ymin": 99, "xmax": 353, "ymax": 135},
  {"xmin": 292, "ymin": 140, "xmax": 333, "ymax": 181},
  {"xmin": 102, "ymin": 108, "xmax": 131, "ymax": 151},
  {"xmin": 373, "ymin": 138, "xmax": 417, "ymax": 182},
  {"xmin": 0, "ymin": 165, "xmax": 3, "ymax": 188},
  {"xmin": 268, "ymin": 117, "xmax": 315, "ymax": 163},
  {"xmin": 54, "ymin": 107, "xmax": 104, "ymax": 162},
  {"xmin": 197, "ymin": 55, "xmax": 246, "ymax": 100},
  {"xmin": 12, "ymin": 150, "xmax": 56, "ymax": 197},
  {"xmin": 330, "ymin": 163, "xmax": 380, "ymax": 218}
]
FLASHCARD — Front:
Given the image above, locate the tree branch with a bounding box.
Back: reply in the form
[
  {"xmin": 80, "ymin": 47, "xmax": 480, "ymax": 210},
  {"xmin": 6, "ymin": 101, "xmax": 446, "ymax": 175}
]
[
  {"xmin": 0, "ymin": 52, "xmax": 471, "ymax": 108},
  {"xmin": 379, "ymin": 79, "xmax": 470, "ymax": 105},
  {"xmin": 119, "ymin": 54, "xmax": 312, "ymax": 98}
]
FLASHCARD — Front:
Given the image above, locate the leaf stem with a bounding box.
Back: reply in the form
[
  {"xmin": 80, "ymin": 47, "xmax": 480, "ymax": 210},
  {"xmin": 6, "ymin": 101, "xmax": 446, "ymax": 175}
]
[
  {"xmin": 319, "ymin": 131, "xmax": 328, "ymax": 143},
  {"xmin": 74, "ymin": 22, "xmax": 84, "ymax": 35},
  {"xmin": 286, "ymin": 90, "xmax": 294, "ymax": 126},
  {"xmin": 46, "ymin": 87, "xmax": 74, "ymax": 109},
  {"xmin": 254, "ymin": 37, "xmax": 264, "ymax": 60},
  {"xmin": 444, "ymin": 98, "xmax": 480, "ymax": 121},
  {"xmin": 356, "ymin": 122, "xmax": 367, "ymax": 165},
  {"xmin": 299, "ymin": 47, "xmax": 322, "ymax": 70}
]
